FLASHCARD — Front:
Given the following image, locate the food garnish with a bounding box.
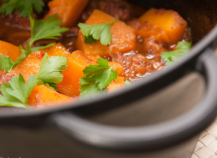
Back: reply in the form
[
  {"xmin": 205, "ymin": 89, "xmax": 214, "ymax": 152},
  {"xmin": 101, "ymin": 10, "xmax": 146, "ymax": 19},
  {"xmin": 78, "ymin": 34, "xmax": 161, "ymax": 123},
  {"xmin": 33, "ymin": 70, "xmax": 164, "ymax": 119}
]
[
  {"xmin": 37, "ymin": 53, "xmax": 67, "ymax": 90},
  {"xmin": 0, "ymin": 0, "xmax": 44, "ymax": 17},
  {"xmin": 79, "ymin": 58, "xmax": 118, "ymax": 98},
  {"xmin": 0, "ymin": 54, "xmax": 14, "ymax": 72},
  {"xmin": 78, "ymin": 18, "xmax": 118, "ymax": 45},
  {"xmin": 162, "ymin": 41, "xmax": 191, "ymax": 65},
  {"xmin": 0, "ymin": 13, "xmax": 68, "ymax": 71},
  {"xmin": 0, "ymin": 53, "xmax": 67, "ymax": 108},
  {"xmin": 0, "ymin": 74, "xmax": 37, "ymax": 109}
]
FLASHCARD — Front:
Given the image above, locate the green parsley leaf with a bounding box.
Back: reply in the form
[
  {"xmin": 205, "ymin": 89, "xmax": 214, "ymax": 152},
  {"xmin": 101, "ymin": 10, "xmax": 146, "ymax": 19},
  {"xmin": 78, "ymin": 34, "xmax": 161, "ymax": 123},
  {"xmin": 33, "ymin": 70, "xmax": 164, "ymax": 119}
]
[
  {"xmin": 0, "ymin": 74, "xmax": 37, "ymax": 108},
  {"xmin": 0, "ymin": 0, "xmax": 44, "ymax": 17},
  {"xmin": 0, "ymin": 54, "xmax": 14, "ymax": 72},
  {"xmin": 79, "ymin": 58, "xmax": 118, "ymax": 98},
  {"xmin": 162, "ymin": 41, "xmax": 191, "ymax": 65},
  {"xmin": 79, "ymin": 82, "xmax": 100, "ymax": 98},
  {"xmin": 37, "ymin": 53, "xmax": 67, "ymax": 85},
  {"xmin": 78, "ymin": 18, "xmax": 118, "ymax": 45},
  {"xmin": 29, "ymin": 14, "xmax": 69, "ymax": 46},
  {"xmin": 11, "ymin": 13, "xmax": 68, "ymax": 69}
]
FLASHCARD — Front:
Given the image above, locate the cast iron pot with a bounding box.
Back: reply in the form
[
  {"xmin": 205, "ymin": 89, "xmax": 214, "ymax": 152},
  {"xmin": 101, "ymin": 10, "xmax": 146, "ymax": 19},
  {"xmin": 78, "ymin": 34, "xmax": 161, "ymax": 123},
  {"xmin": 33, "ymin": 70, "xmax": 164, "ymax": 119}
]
[{"xmin": 1, "ymin": 0, "xmax": 217, "ymax": 158}]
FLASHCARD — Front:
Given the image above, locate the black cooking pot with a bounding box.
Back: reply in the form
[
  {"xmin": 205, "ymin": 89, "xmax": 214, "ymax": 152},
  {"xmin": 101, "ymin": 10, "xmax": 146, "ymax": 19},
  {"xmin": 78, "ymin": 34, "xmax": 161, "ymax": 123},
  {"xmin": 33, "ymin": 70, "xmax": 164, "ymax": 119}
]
[{"xmin": 1, "ymin": 0, "xmax": 217, "ymax": 158}]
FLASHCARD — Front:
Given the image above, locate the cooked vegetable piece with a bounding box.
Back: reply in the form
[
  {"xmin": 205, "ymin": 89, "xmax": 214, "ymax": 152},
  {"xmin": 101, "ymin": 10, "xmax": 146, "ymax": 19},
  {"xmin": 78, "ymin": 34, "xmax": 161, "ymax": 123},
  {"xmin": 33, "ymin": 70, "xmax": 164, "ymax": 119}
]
[
  {"xmin": 57, "ymin": 50, "xmax": 92, "ymax": 97},
  {"xmin": 78, "ymin": 18, "xmax": 118, "ymax": 45},
  {"xmin": 0, "ymin": 74, "xmax": 37, "ymax": 109},
  {"xmin": 0, "ymin": 0, "xmax": 44, "ymax": 17},
  {"xmin": 107, "ymin": 77, "xmax": 125, "ymax": 93},
  {"xmin": 7, "ymin": 44, "xmax": 69, "ymax": 82},
  {"xmin": 28, "ymin": 85, "xmax": 73, "ymax": 109},
  {"xmin": 138, "ymin": 8, "xmax": 187, "ymax": 45},
  {"xmin": 57, "ymin": 51, "xmax": 125, "ymax": 97},
  {"xmin": 0, "ymin": 40, "xmax": 21, "ymax": 61},
  {"xmin": 45, "ymin": 0, "xmax": 89, "ymax": 27},
  {"xmin": 76, "ymin": 9, "xmax": 136, "ymax": 56},
  {"xmin": 162, "ymin": 41, "xmax": 191, "ymax": 65}
]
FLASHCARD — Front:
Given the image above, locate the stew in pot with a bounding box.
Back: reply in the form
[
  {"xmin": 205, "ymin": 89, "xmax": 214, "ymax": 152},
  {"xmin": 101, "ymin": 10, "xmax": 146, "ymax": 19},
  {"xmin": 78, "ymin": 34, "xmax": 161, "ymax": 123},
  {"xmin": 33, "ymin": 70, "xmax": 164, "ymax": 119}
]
[{"xmin": 0, "ymin": 0, "xmax": 192, "ymax": 109}]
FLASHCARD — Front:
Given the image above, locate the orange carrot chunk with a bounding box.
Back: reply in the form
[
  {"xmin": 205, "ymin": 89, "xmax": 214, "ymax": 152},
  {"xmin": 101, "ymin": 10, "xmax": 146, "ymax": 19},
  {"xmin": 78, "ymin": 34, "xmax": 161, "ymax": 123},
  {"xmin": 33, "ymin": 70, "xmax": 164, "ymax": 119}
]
[
  {"xmin": 0, "ymin": 40, "xmax": 21, "ymax": 61},
  {"xmin": 76, "ymin": 9, "xmax": 136, "ymax": 56},
  {"xmin": 45, "ymin": 0, "xmax": 89, "ymax": 27},
  {"xmin": 138, "ymin": 8, "xmax": 187, "ymax": 45}
]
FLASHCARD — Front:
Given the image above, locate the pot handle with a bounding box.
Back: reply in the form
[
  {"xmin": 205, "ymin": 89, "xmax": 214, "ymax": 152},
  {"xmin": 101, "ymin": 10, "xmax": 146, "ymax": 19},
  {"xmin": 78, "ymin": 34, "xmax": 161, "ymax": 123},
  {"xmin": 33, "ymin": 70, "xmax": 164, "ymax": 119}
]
[{"xmin": 50, "ymin": 49, "xmax": 217, "ymax": 151}]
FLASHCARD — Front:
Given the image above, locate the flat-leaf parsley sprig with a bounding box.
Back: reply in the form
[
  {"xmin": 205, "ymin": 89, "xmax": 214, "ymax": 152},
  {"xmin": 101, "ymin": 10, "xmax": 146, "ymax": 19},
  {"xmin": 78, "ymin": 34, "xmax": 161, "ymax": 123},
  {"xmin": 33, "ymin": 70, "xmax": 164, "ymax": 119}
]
[
  {"xmin": 20, "ymin": 13, "xmax": 69, "ymax": 59},
  {"xmin": 78, "ymin": 18, "xmax": 118, "ymax": 46},
  {"xmin": 0, "ymin": 74, "xmax": 37, "ymax": 109},
  {"xmin": 161, "ymin": 41, "xmax": 191, "ymax": 65},
  {"xmin": 79, "ymin": 58, "xmax": 118, "ymax": 98},
  {"xmin": 0, "ymin": 0, "xmax": 45, "ymax": 17},
  {"xmin": 36, "ymin": 53, "xmax": 68, "ymax": 90},
  {"xmin": 0, "ymin": 13, "xmax": 69, "ymax": 72}
]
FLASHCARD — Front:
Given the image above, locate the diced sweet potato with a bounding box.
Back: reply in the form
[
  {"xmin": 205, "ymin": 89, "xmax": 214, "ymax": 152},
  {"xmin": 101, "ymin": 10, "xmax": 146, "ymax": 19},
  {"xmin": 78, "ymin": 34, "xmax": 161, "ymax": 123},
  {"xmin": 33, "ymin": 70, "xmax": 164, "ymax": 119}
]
[
  {"xmin": 40, "ymin": 43, "xmax": 70, "ymax": 57},
  {"xmin": 76, "ymin": 9, "xmax": 136, "ymax": 56},
  {"xmin": 7, "ymin": 43, "xmax": 69, "ymax": 81},
  {"xmin": 138, "ymin": 8, "xmax": 187, "ymax": 45},
  {"xmin": 57, "ymin": 50, "xmax": 125, "ymax": 97},
  {"xmin": 45, "ymin": 0, "xmax": 89, "ymax": 27},
  {"xmin": 28, "ymin": 85, "xmax": 75, "ymax": 109},
  {"xmin": 57, "ymin": 50, "xmax": 92, "ymax": 97},
  {"xmin": 0, "ymin": 40, "xmax": 21, "ymax": 61}
]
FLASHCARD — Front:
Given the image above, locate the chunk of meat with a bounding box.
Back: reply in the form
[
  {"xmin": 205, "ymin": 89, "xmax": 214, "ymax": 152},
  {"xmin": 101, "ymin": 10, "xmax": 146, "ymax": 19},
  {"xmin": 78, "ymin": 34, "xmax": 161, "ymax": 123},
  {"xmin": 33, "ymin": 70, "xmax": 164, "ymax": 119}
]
[
  {"xmin": 137, "ymin": 8, "xmax": 187, "ymax": 45},
  {"xmin": 76, "ymin": 9, "xmax": 136, "ymax": 56},
  {"xmin": 128, "ymin": 20, "xmax": 166, "ymax": 42},
  {"xmin": 0, "ymin": 10, "xmax": 31, "ymax": 30},
  {"xmin": 28, "ymin": 85, "xmax": 75, "ymax": 109},
  {"xmin": 111, "ymin": 52, "xmax": 148, "ymax": 80},
  {"xmin": 0, "ymin": 40, "xmax": 21, "ymax": 61},
  {"xmin": 80, "ymin": 0, "xmax": 146, "ymax": 22},
  {"xmin": 98, "ymin": 0, "xmax": 131, "ymax": 21},
  {"xmin": 111, "ymin": 38, "xmax": 165, "ymax": 81},
  {"xmin": 45, "ymin": 0, "xmax": 89, "ymax": 27}
]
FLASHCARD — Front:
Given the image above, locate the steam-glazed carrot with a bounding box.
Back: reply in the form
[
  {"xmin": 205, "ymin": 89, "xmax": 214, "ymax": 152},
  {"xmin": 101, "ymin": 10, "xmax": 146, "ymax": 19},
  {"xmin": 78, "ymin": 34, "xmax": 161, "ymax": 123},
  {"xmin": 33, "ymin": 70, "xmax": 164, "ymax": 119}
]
[
  {"xmin": 28, "ymin": 85, "xmax": 74, "ymax": 109},
  {"xmin": 7, "ymin": 43, "xmax": 69, "ymax": 81},
  {"xmin": 0, "ymin": 40, "xmax": 21, "ymax": 61},
  {"xmin": 45, "ymin": 0, "xmax": 89, "ymax": 27},
  {"xmin": 76, "ymin": 9, "xmax": 136, "ymax": 56},
  {"xmin": 138, "ymin": 8, "xmax": 187, "ymax": 45}
]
